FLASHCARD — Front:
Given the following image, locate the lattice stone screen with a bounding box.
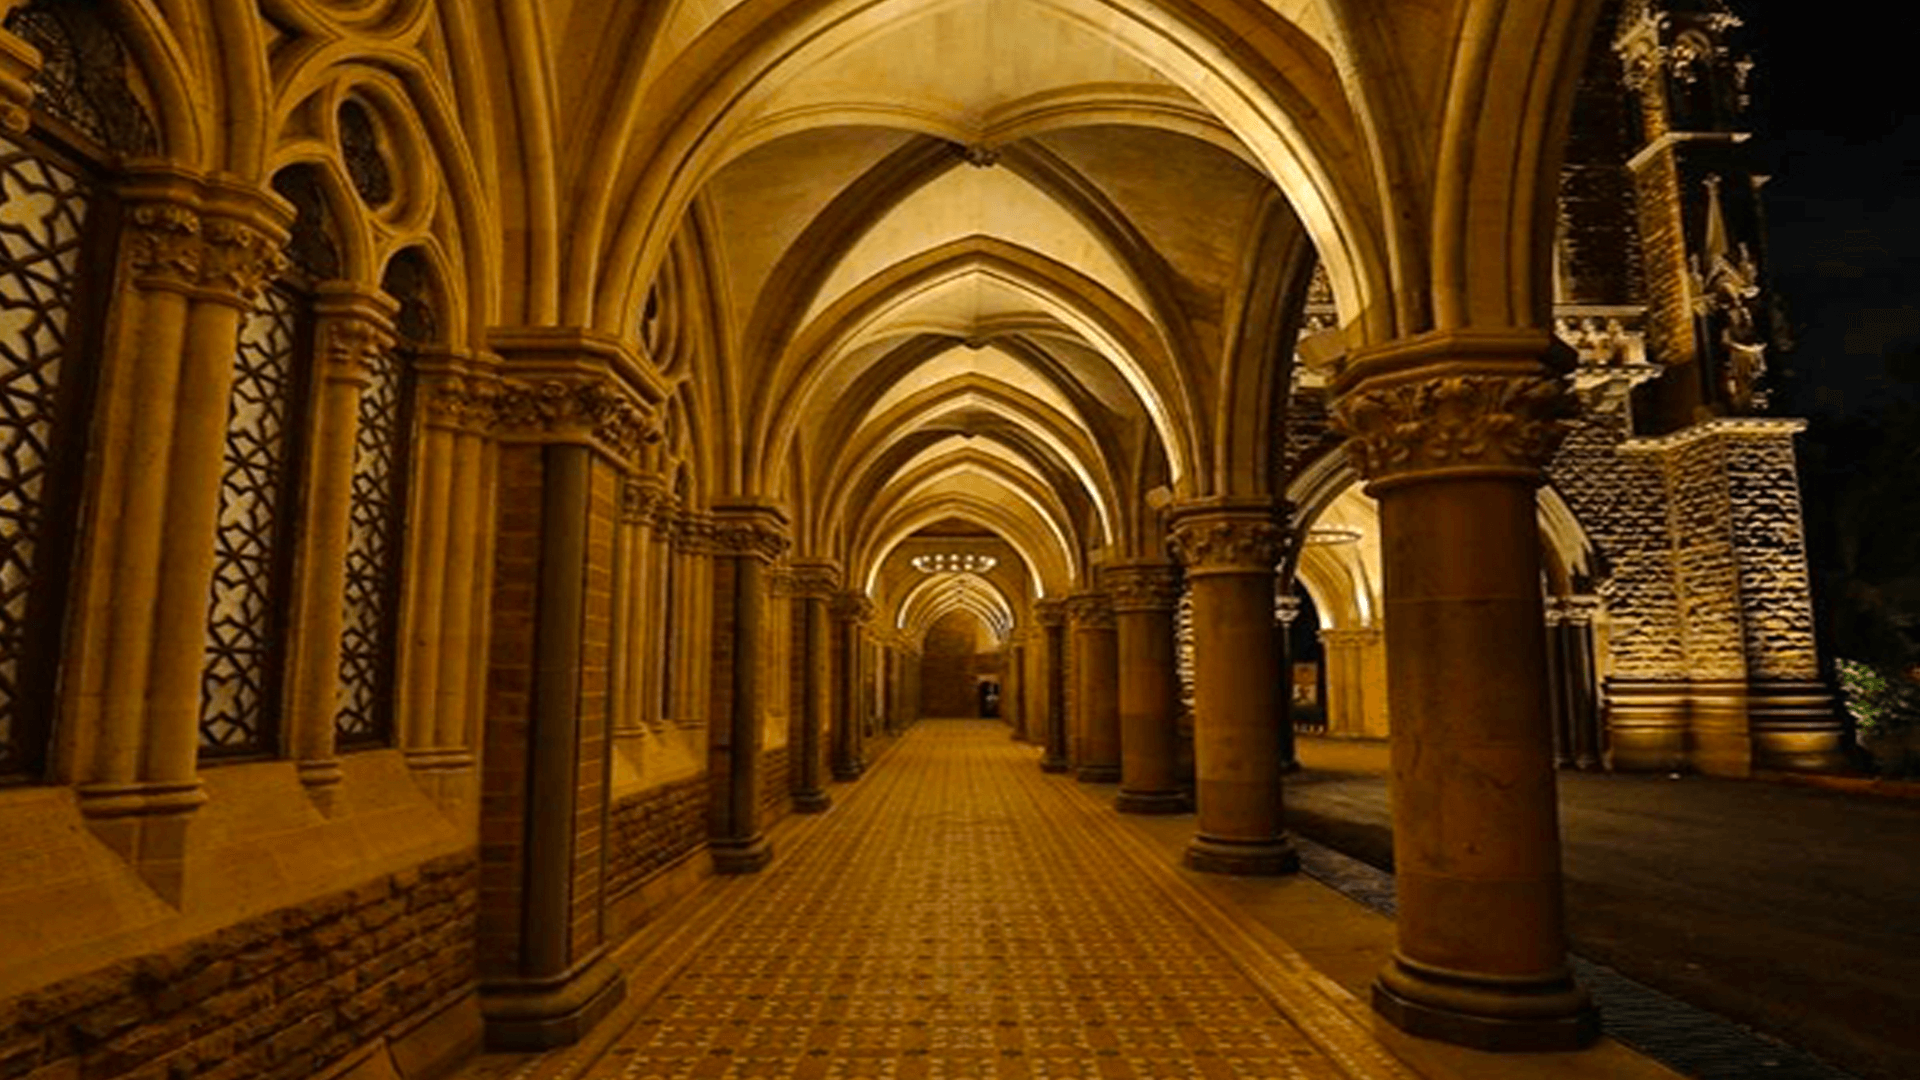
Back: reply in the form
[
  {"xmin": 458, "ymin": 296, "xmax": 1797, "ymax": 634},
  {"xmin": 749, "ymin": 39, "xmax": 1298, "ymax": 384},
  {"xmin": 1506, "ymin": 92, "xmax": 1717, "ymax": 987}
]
[
  {"xmin": 200, "ymin": 285, "xmax": 304, "ymax": 756},
  {"xmin": 0, "ymin": 135, "xmax": 91, "ymax": 779},
  {"xmin": 335, "ymin": 346, "xmax": 410, "ymax": 746}
]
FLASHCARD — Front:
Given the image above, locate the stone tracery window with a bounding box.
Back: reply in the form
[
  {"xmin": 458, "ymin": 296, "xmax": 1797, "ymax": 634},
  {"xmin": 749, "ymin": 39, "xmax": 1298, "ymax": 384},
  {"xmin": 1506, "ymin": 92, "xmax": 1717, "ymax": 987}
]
[
  {"xmin": 0, "ymin": 130, "xmax": 97, "ymax": 781},
  {"xmin": 3, "ymin": 0, "xmax": 159, "ymax": 158},
  {"xmin": 333, "ymin": 250, "xmax": 424, "ymax": 747}
]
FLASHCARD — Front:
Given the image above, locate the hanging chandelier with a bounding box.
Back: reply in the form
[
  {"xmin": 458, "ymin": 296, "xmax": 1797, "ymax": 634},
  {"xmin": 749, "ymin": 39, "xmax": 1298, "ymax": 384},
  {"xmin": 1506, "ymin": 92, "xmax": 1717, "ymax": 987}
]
[{"xmin": 911, "ymin": 552, "xmax": 997, "ymax": 574}]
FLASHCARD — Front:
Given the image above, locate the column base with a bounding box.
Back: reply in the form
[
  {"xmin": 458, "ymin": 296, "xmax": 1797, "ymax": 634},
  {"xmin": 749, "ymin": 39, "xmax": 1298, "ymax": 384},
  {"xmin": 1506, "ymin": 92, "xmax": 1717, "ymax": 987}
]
[
  {"xmin": 792, "ymin": 789, "xmax": 832, "ymax": 814},
  {"xmin": 831, "ymin": 759, "xmax": 865, "ymax": 781},
  {"xmin": 480, "ymin": 953, "xmax": 626, "ymax": 1050},
  {"xmin": 1183, "ymin": 834, "xmax": 1298, "ymax": 876},
  {"xmin": 1372, "ymin": 954, "xmax": 1598, "ymax": 1052},
  {"xmin": 710, "ymin": 833, "xmax": 773, "ymax": 874},
  {"xmin": 1114, "ymin": 789, "xmax": 1189, "ymax": 814},
  {"xmin": 1075, "ymin": 764, "xmax": 1121, "ymax": 783},
  {"xmin": 1039, "ymin": 753, "xmax": 1071, "ymax": 774}
]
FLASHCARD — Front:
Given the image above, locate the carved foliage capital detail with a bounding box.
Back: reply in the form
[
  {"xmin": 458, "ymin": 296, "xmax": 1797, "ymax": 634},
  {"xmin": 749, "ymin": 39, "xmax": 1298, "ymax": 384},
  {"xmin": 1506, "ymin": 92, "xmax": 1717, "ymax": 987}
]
[
  {"xmin": 1105, "ymin": 566, "xmax": 1182, "ymax": 612},
  {"xmin": 493, "ymin": 378, "xmax": 659, "ymax": 460},
  {"xmin": 125, "ymin": 201, "xmax": 202, "ymax": 287},
  {"xmin": 1168, "ymin": 517, "xmax": 1285, "ymax": 573},
  {"xmin": 710, "ymin": 519, "xmax": 790, "ymax": 563},
  {"xmin": 1331, "ymin": 374, "xmax": 1573, "ymax": 483},
  {"xmin": 831, "ymin": 592, "xmax": 875, "ymax": 623},
  {"xmin": 1033, "ymin": 600, "xmax": 1069, "ymax": 628},
  {"xmin": 320, "ymin": 315, "xmax": 394, "ymax": 383},
  {"xmin": 1066, "ymin": 593, "xmax": 1115, "ymax": 629},
  {"xmin": 124, "ymin": 202, "xmax": 285, "ymax": 301},
  {"xmin": 789, "ymin": 565, "xmax": 842, "ymax": 599}
]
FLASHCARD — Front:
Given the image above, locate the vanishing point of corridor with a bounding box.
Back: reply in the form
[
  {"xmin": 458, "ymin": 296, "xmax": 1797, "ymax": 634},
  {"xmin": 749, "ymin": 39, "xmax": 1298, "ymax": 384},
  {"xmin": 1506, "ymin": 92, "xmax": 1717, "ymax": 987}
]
[{"xmin": 463, "ymin": 722, "xmax": 1413, "ymax": 1080}]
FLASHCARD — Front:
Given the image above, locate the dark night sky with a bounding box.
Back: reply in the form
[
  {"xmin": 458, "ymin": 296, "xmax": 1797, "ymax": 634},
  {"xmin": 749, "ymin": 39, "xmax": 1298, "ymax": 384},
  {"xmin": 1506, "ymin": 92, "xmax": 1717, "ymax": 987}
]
[{"xmin": 1748, "ymin": 0, "xmax": 1920, "ymax": 417}]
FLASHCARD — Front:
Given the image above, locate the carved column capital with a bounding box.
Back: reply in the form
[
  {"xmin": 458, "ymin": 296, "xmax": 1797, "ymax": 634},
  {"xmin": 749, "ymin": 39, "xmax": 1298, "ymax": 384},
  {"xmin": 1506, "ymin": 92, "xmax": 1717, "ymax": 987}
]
[
  {"xmin": 672, "ymin": 510, "xmax": 714, "ymax": 554},
  {"xmin": 197, "ymin": 214, "xmax": 286, "ymax": 305},
  {"xmin": 1066, "ymin": 591, "xmax": 1115, "ymax": 630},
  {"xmin": 1034, "ymin": 599, "xmax": 1069, "ymax": 628},
  {"xmin": 1105, "ymin": 562, "xmax": 1182, "ymax": 613},
  {"xmin": 1167, "ymin": 499, "xmax": 1286, "ymax": 576},
  {"xmin": 123, "ymin": 197, "xmax": 203, "ymax": 291},
  {"xmin": 709, "ymin": 501, "xmax": 791, "ymax": 564},
  {"xmin": 1330, "ymin": 330, "xmax": 1576, "ymax": 491},
  {"xmin": 491, "ymin": 377, "xmax": 660, "ymax": 462},
  {"xmin": 789, "ymin": 560, "xmax": 843, "ymax": 599},
  {"xmin": 622, "ymin": 476, "xmax": 668, "ymax": 526},
  {"xmin": 312, "ymin": 284, "xmax": 398, "ymax": 387},
  {"xmin": 831, "ymin": 591, "xmax": 875, "ymax": 624}
]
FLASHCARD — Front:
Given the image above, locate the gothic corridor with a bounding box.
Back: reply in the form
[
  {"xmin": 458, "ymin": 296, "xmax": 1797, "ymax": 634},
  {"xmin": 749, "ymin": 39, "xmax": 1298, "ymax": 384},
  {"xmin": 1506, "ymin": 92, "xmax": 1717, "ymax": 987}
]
[{"xmin": 0, "ymin": 1, "xmax": 1868, "ymax": 1079}]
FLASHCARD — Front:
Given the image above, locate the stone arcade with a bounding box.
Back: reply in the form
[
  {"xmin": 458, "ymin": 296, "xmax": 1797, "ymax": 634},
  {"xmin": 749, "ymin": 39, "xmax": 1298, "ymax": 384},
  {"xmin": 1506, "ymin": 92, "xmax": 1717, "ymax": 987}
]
[{"xmin": 0, "ymin": 0, "xmax": 1838, "ymax": 1077}]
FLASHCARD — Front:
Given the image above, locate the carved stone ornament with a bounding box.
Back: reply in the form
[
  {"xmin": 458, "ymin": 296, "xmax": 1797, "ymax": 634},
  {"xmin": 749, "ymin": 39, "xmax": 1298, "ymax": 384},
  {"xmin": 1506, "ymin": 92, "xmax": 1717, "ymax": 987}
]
[
  {"xmin": 710, "ymin": 518, "xmax": 790, "ymax": 563},
  {"xmin": 831, "ymin": 592, "xmax": 875, "ymax": 624},
  {"xmin": 125, "ymin": 201, "xmax": 203, "ymax": 288},
  {"xmin": 789, "ymin": 562, "xmax": 842, "ymax": 599},
  {"xmin": 672, "ymin": 511, "xmax": 715, "ymax": 554},
  {"xmin": 623, "ymin": 478, "xmax": 668, "ymax": 525},
  {"xmin": 492, "ymin": 378, "xmax": 658, "ymax": 460},
  {"xmin": 1034, "ymin": 600, "xmax": 1069, "ymax": 628},
  {"xmin": 1105, "ymin": 564, "xmax": 1182, "ymax": 613},
  {"xmin": 199, "ymin": 216, "xmax": 285, "ymax": 303},
  {"xmin": 1331, "ymin": 373, "xmax": 1574, "ymax": 484},
  {"xmin": 421, "ymin": 374, "xmax": 494, "ymax": 432},
  {"xmin": 1066, "ymin": 592, "xmax": 1115, "ymax": 630},
  {"xmin": 1168, "ymin": 515, "xmax": 1286, "ymax": 575},
  {"xmin": 319, "ymin": 314, "xmax": 394, "ymax": 384}
]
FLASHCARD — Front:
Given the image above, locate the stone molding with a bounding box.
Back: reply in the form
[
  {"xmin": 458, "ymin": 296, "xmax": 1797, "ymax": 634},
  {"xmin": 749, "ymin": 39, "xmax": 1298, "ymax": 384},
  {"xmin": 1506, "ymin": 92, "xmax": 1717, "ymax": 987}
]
[
  {"xmin": 1105, "ymin": 563, "xmax": 1182, "ymax": 613},
  {"xmin": 1034, "ymin": 599, "xmax": 1068, "ymax": 628},
  {"xmin": 0, "ymin": 26, "xmax": 39, "ymax": 134},
  {"xmin": 491, "ymin": 376, "xmax": 658, "ymax": 461},
  {"xmin": 1167, "ymin": 501, "xmax": 1286, "ymax": 576},
  {"xmin": 120, "ymin": 171, "xmax": 292, "ymax": 304},
  {"xmin": 622, "ymin": 477, "xmax": 669, "ymax": 525},
  {"xmin": 312, "ymin": 285, "xmax": 398, "ymax": 386},
  {"xmin": 788, "ymin": 560, "xmax": 843, "ymax": 599},
  {"xmin": 1332, "ymin": 373, "xmax": 1574, "ymax": 486},
  {"xmin": 1065, "ymin": 591, "xmax": 1115, "ymax": 630},
  {"xmin": 831, "ymin": 591, "xmax": 875, "ymax": 624},
  {"xmin": 709, "ymin": 501, "xmax": 791, "ymax": 563},
  {"xmin": 1617, "ymin": 415, "xmax": 1805, "ymax": 455},
  {"xmin": 672, "ymin": 511, "xmax": 714, "ymax": 554}
]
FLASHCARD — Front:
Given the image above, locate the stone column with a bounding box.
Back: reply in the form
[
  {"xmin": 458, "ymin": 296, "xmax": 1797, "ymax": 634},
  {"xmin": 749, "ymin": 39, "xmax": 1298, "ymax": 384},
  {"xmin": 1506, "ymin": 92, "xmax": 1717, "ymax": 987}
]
[
  {"xmin": 1068, "ymin": 591, "xmax": 1121, "ymax": 783},
  {"xmin": 288, "ymin": 286, "xmax": 396, "ymax": 802},
  {"xmin": 1035, "ymin": 601, "xmax": 1071, "ymax": 772},
  {"xmin": 1108, "ymin": 562, "xmax": 1187, "ymax": 813},
  {"xmin": 707, "ymin": 502, "xmax": 789, "ymax": 872},
  {"xmin": 1004, "ymin": 641, "xmax": 1024, "ymax": 740},
  {"xmin": 830, "ymin": 592, "xmax": 872, "ymax": 780},
  {"xmin": 76, "ymin": 174, "xmax": 287, "ymax": 902},
  {"xmin": 477, "ymin": 356, "xmax": 659, "ymax": 1048},
  {"xmin": 1168, "ymin": 498, "xmax": 1296, "ymax": 876},
  {"xmin": 1563, "ymin": 598, "xmax": 1603, "ymax": 770},
  {"xmin": 1331, "ymin": 329, "xmax": 1597, "ymax": 1051},
  {"xmin": 789, "ymin": 561, "xmax": 839, "ymax": 811}
]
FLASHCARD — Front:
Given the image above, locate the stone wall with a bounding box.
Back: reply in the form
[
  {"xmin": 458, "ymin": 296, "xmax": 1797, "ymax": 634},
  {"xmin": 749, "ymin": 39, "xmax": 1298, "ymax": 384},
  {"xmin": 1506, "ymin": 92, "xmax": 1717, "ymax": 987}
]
[
  {"xmin": 0, "ymin": 853, "xmax": 476, "ymax": 1080},
  {"xmin": 606, "ymin": 776, "xmax": 708, "ymax": 901}
]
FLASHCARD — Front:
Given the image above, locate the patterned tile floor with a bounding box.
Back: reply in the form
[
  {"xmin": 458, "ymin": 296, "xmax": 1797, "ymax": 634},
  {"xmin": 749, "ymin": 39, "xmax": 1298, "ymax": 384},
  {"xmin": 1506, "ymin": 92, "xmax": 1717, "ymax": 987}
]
[{"xmin": 483, "ymin": 721, "xmax": 1413, "ymax": 1080}]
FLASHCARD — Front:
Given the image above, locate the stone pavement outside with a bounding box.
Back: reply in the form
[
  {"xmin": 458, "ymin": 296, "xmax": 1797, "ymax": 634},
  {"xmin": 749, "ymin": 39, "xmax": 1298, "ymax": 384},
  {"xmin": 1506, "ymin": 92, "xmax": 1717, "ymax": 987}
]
[{"xmin": 461, "ymin": 721, "xmax": 1427, "ymax": 1080}]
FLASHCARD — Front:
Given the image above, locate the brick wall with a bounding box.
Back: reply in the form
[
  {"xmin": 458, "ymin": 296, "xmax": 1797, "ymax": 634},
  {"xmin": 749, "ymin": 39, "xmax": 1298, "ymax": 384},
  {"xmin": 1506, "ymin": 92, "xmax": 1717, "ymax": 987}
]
[
  {"xmin": 0, "ymin": 853, "xmax": 476, "ymax": 1080},
  {"xmin": 571, "ymin": 458, "xmax": 618, "ymax": 964},
  {"xmin": 1724, "ymin": 431, "xmax": 1819, "ymax": 680},
  {"xmin": 760, "ymin": 745, "xmax": 790, "ymax": 825},
  {"xmin": 478, "ymin": 445, "xmax": 543, "ymax": 975},
  {"xmin": 606, "ymin": 776, "xmax": 708, "ymax": 901}
]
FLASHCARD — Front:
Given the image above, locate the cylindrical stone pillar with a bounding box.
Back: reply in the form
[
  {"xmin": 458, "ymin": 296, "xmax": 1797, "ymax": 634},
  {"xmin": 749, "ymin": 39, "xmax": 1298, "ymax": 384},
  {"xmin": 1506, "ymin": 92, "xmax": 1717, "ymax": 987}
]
[
  {"xmin": 707, "ymin": 502, "xmax": 789, "ymax": 873},
  {"xmin": 1108, "ymin": 562, "xmax": 1186, "ymax": 813},
  {"xmin": 1331, "ymin": 332, "xmax": 1597, "ymax": 1051},
  {"xmin": 1068, "ymin": 592, "xmax": 1121, "ymax": 783},
  {"xmin": 830, "ymin": 592, "xmax": 871, "ymax": 780},
  {"xmin": 1035, "ymin": 601, "xmax": 1070, "ymax": 772},
  {"xmin": 790, "ymin": 562, "xmax": 838, "ymax": 811},
  {"xmin": 1168, "ymin": 499, "xmax": 1296, "ymax": 875}
]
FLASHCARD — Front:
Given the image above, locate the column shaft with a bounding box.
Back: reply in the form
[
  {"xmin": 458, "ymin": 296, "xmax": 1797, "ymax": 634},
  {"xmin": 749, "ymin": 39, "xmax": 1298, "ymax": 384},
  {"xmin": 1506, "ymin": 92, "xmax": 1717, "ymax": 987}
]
[
  {"xmin": 1069, "ymin": 593, "xmax": 1120, "ymax": 783},
  {"xmin": 1170, "ymin": 502, "xmax": 1296, "ymax": 876},
  {"xmin": 1109, "ymin": 563, "xmax": 1186, "ymax": 813},
  {"xmin": 1331, "ymin": 331, "xmax": 1596, "ymax": 1050},
  {"xmin": 1037, "ymin": 603, "xmax": 1070, "ymax": 773}
]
